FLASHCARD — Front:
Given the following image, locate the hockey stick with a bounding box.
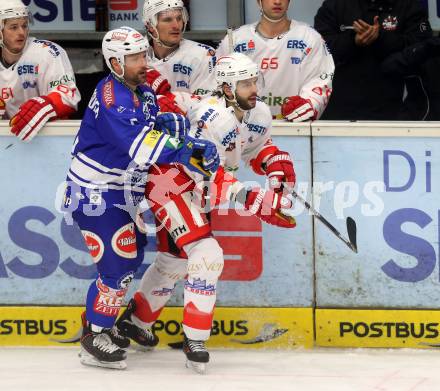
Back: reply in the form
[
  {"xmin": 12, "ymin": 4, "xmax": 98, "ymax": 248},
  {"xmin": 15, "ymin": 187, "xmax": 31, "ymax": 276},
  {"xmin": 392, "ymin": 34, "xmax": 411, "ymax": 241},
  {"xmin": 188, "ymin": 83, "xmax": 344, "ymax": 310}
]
[
  {"xmin": 291, "ymin": 189, "xmax": 358, "ymax": 253},
  {"xmin": 227, "ymin": 27, "xmax": 234, "ymax": 53}
]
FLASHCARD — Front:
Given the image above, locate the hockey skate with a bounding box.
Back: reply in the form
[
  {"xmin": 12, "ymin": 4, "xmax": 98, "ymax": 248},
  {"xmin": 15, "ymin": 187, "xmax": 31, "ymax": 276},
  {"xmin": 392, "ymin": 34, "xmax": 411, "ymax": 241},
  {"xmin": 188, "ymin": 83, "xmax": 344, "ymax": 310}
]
[
  {"xmin": 183, "ymin": 335, "xmax": 209, "ymax": 374},
  {"xmin": 106, "ymin": 326, "xmax": 130, "ymax": 349},
  {"xmin": 79, "ymin": 321, "xmax": 127, "ymax": 370},
  {"xmin": 115, "ymin": 298, "xmax": 159, "ymax": 351},
  {"xmin": 81, "ymin": 311, "xmax": 130, "ymax": 350}
]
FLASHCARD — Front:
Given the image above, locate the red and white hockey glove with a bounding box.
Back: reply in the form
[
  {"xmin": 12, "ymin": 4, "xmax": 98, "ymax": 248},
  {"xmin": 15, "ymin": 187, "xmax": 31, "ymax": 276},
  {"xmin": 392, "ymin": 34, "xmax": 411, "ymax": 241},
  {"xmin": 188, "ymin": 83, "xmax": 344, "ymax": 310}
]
[
  {"xmin": 281, "ymin": 96, "xmax": 316, "ymax": 122},
  {"xmin": 146, "ymin": 68, "xmax": 171, "ymax": 95},
  {"xmin": 157, "ymin": 93, "xmax": 186, "ymax": 115},
  {"xmin": 264, "ymin": 150, "xmax": 296, "ymax": 191},
  {"xmin": 242, "ymin": 187, "xmax": 296, "ymax": 228},
  {"xmin": 10, "ymin": 96, "xmax": 57, "ymax": 142},
  {"xmin": 0, "ymin": 98, "xmax": 6, "ymax": 119},
  {"xmin": 198, "ymin": 168, "xmax": 296, "ymax": 228}
]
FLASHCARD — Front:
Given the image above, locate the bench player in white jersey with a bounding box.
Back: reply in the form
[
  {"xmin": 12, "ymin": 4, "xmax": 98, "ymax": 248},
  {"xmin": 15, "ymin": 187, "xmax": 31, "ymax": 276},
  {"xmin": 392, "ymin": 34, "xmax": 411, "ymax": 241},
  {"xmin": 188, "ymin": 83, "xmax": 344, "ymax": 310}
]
[
  {"xmin": 142, "ymin": 0, "xmax": 216, "ymax": 97},
  {"xmin": 216, "ymin": 0, "xmax": 335, "ymax": 121},
  {"xmin": 115, "ymin": 53, "xmax": 296, "ymax": 374},
  {"xmin": 0, "ymin": 0, "xmax": 79, "ymax": 141}
]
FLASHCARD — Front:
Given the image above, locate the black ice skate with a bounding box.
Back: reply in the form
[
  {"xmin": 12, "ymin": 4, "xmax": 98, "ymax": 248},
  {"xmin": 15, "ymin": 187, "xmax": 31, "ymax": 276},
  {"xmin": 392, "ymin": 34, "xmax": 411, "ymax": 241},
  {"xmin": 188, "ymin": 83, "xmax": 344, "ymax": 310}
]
[
  {"xmin": 115, "ymin": 298, "xmax": 159, "ymax": 351},
  {"xmin": 106, "ymin": 326, "xmax": 130, "ymax": 349},
  {"xmin": 81, "ymin": 311, "xmax": 130, "ymax": 350},
  {"xmin": 183, "ymin": 334, "xmax": 209, "ymax": 374},
  {"xmin": 79, "ymin": 320, "xmax": 127, "ymax": 370}
]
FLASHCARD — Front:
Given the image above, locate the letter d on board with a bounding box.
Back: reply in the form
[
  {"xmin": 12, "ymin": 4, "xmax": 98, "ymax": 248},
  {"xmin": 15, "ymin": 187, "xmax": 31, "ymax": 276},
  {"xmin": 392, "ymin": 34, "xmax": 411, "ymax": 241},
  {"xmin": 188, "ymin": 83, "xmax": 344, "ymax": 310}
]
[{"xmin": 384, "ymin": 150, "xmax": 416, "ymax": 192}]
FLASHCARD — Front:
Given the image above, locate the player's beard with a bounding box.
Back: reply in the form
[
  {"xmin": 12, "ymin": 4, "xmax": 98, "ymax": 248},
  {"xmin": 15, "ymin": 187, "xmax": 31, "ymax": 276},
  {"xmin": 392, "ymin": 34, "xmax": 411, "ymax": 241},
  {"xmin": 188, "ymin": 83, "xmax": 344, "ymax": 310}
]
[
  {"xmin": 124, "ymin": 70, "xmax": 147, "ymax": 88},
  {"xmin": 236, "ymin": 93, "xmax": 257, "ymax": 111},
  {"xmin": 135, "ymin": 71, "xmax": 147, "ymax": 85},
  {"xmin": 135, "ymin": 68, "xmax": 148, "ymax": 85}
]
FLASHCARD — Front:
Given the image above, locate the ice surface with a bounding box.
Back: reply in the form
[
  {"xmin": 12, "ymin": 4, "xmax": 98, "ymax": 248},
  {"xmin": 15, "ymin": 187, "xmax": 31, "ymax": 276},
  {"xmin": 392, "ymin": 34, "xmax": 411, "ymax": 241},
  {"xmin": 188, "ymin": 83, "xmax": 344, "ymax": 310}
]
[{"xmin": 1, "ymin": 347, "xmax": 440, "ymax": 391}]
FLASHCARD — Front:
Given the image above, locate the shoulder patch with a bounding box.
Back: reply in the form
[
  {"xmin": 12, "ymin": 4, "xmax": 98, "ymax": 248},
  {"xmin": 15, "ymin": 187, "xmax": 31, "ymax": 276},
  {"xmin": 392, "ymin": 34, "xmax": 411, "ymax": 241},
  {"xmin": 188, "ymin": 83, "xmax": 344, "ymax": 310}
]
[
  {"xmin": 102, "ymin": 80, "xmax": 115, "ymax": 108},
  {"xmin": 197, "ymin": 42, "xmax": 213, "ymax": 51},
  {"xmin": 197, "ymin": 42, "xmax": 216, "ymax": 57},
  {"xmin": 33, "ymin": 39, "xmax": 61, "ymax": 57}
]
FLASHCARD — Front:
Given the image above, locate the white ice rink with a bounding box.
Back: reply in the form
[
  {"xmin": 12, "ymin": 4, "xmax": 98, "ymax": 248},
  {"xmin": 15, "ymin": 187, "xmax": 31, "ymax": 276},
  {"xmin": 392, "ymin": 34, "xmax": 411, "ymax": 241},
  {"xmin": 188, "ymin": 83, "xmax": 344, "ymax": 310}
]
[{"xmin": 1, "ymin": 347, "xmax": 440, "ymax": 391}]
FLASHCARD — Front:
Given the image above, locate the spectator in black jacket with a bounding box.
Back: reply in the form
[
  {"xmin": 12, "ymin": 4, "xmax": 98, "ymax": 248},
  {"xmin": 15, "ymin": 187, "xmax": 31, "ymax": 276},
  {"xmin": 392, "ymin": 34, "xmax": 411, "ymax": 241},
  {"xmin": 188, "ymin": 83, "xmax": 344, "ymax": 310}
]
[
  {"xmin": 381, "ymin": 37, "xmax": 440, "ymax": 120},
  {"xmin": 314, "ymin": 0, "xmax": 432, "ymax": 120}
]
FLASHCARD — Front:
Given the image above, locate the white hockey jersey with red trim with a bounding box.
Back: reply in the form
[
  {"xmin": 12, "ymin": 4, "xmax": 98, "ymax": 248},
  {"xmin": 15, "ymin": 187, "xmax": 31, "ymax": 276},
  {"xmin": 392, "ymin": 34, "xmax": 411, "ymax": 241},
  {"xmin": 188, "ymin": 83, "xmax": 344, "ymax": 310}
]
[
  {"xmin": 216, "ymin": 21, "xmax": 335, "ymax": 119},
  {"xmin": 147, "ymin": 39, "xmax": 217, "ymax": 96},
  {"xmin": 185, "ymin": 95, "xmax": 274, "ymax": 181},
  {"xmin": 0, "ymin": 37, "xmax": 80, "ymax": 119}
]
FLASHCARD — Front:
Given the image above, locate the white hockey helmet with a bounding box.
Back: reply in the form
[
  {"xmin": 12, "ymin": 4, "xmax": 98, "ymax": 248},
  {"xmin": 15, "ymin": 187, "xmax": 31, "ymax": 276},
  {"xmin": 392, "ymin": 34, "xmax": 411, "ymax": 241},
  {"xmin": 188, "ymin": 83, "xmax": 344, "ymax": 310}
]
[
  {"xmin": 102, "ymin": 27, "xmax": 149, "ymax": 77},
  {"xmin": 142, "ymin": 0, "xmax": 188, "ymax": 47},
  {"xmin": 0, "ymin": 0, "xmax": 32, "ymax": 48},
  {"xmin": 143, "ymin": 0, "xmax": 188, "ymax": 27},
  {"xmin": 215, "ymin": 53, "xmax": 259, "ymax": 92},
  {"xmin": 0, "ymin": 0, "xmax": 30, "ymax": 23}
]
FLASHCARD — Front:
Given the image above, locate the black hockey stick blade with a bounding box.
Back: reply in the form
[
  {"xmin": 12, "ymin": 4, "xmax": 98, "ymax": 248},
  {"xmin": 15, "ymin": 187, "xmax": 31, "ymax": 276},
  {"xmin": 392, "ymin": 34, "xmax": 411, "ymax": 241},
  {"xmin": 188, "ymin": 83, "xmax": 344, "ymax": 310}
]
[
  {"xmin": 168, "ymin": 341, "xmax": 184, "ymax": 350},
  {"xmin": 291, "ymin": 190, "xmax": 358, "ymax": 253},
  {"xmin": 346, "ymin": 217, "xmax": 358, "ymax": 253}
]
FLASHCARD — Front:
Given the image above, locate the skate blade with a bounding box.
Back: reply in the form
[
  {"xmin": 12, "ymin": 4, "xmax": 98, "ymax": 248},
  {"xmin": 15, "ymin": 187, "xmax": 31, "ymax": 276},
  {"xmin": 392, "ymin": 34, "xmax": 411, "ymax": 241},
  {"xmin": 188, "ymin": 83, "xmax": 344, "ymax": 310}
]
[
  {"xmin": 186, "ymin": 359, "xmax": 207, "ymax": 374},
  {"xmin": 132, "ymin": 343, "xmax": 155, "ymax": 352},
  {"xmin": 79, "ymin": 349, "xmax": 127, "ymax": 370}
]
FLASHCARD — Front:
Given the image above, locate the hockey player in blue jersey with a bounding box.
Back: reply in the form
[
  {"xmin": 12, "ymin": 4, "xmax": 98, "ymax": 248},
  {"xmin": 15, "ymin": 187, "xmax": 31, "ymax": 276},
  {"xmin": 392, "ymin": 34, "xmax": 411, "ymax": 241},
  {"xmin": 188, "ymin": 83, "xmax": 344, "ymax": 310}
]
[{"xmin": 62, "ymin": 27, "xmax": 219, "ymax": 370}]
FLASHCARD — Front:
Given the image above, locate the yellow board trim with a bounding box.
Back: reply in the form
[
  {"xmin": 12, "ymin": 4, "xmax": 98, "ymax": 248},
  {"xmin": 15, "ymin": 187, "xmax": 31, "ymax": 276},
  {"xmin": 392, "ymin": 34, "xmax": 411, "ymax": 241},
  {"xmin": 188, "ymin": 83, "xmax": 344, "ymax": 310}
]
[
  {"xmin": 0, "ymin": 307, "xmax": 313, "ymax": 348},
  {"xmin": 316, "ymin": 309, "xmax": 440, "ymax": 348}
]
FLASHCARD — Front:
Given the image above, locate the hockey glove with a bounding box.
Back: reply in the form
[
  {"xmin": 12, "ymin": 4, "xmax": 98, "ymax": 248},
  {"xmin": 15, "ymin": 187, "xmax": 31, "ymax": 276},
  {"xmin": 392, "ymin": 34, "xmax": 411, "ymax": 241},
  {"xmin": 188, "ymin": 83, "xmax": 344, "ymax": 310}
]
[
  {"xmin": 0, "ymin": 98, "xmax": 5, "ymax": 119},
  {"xmin": 281, "ymin": 96, "xmax": 316, "ymax": 122},
  {"xmin": 146, "ymin": 68, "xmax": 171, "ymax": 95},
  {"xmin": 176, "ymin": 135, "xmax": 220, "ymax": 177},
  {"xmin": 264, "ymin": 150, "xmax": 296, "ymax": 191},
  {"xmin": 157, "ymin": 93, "xmax": 186, "ymax": 115},
  {"xmin": 239, "ymin": 187, "xmax": 296, "ymax": 228},
  {"xmin": 10, "ymin": 96, "xmax": 57, "ymax": 142},
  {"xmin": 155, "ymin": 112, "xmax": 190, "ymax": 140}
]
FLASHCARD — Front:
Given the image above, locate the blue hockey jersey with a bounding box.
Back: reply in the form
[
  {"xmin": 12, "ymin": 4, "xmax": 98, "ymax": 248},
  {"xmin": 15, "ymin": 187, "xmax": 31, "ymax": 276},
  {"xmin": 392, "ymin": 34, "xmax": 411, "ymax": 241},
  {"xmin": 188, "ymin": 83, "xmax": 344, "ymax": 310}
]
[{"xmin": 65, "ymin": 73, "xmax": 180, "ymax": 209}]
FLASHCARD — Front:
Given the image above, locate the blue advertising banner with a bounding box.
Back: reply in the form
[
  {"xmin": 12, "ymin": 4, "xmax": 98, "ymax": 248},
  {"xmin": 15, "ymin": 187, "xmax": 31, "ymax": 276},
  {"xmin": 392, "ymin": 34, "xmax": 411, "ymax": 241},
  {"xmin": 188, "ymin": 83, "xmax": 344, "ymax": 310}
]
[
  {"xmin": 24, "ymin": 0, "xmax": 96, "ymax": 31},
  {"xmin": 0, "ymin": 131, "xmax": 313, "ymax": 307},
  {"xmin": 314, "ymin": 136, "xmax": 440, "ymax": 308}
]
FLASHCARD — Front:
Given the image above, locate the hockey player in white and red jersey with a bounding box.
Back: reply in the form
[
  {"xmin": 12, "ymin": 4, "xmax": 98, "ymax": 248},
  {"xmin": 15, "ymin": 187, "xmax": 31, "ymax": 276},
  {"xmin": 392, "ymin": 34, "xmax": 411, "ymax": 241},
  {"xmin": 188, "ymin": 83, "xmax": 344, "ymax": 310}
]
[
  {"xmin": 115, "ymin": 53, "xmax": 296, "ymax": 374},
  {"xmin": 142, "ymin": 0, "xmax": 217, "ymax": 97},
  {"xmin": 0, "ymin": 0, "xmax": 80, "ymax": 141},
  {"xmin": 216, "ymin": 0, "xmax": 335, "ymax": 120}
]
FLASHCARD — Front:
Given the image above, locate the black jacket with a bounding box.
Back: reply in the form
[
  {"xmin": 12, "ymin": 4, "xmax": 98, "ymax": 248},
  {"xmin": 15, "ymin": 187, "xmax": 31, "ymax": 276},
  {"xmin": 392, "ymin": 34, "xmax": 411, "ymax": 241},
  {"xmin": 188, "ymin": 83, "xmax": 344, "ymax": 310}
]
[
  {"xmin": 314, "ymin": 0, "xmax": 432, "ymax": 120},
  {"xmin": 380, "ymin": 37, "xmax": 440, "ymax": 120}
]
